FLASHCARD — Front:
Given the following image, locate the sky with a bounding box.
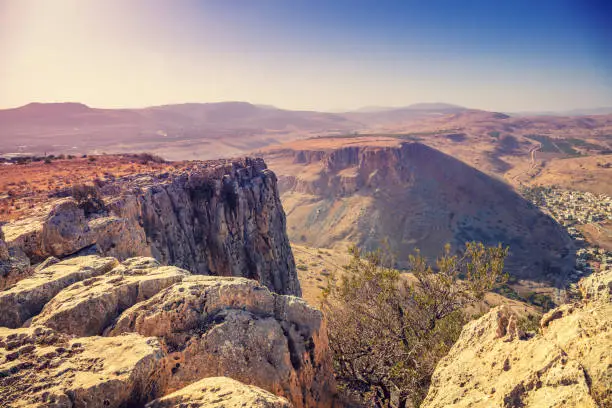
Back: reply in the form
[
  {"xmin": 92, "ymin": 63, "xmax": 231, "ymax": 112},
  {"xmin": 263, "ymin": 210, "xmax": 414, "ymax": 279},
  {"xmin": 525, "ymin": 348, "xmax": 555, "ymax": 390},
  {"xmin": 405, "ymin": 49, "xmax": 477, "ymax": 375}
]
[{"xmin": 1, "ymin": 0, "xmax": 611, "ymax": 112}]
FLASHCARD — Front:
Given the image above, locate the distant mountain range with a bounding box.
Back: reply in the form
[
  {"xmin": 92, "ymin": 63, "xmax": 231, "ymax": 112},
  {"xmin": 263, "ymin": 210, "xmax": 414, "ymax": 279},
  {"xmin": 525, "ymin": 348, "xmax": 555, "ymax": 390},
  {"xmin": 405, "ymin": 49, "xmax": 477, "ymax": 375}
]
[
  {"xmin": 1, "ymin": 101, "xmax": 611, "ymax": 160},
  {"xmin": 347, "ymin": 102, "xmax": 466, "ymax": 113},
  {"xmin": 508, "ymin": 107, "xmax": 612, "ymax": 117}
]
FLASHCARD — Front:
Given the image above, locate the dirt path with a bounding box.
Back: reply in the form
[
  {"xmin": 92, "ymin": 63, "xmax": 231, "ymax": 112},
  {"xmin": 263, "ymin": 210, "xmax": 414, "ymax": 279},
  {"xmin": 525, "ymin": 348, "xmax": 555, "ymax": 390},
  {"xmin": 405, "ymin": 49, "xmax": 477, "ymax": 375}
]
[{"xmin": 511, "ymin": 143, "xmax": 541, "ymax": 185}]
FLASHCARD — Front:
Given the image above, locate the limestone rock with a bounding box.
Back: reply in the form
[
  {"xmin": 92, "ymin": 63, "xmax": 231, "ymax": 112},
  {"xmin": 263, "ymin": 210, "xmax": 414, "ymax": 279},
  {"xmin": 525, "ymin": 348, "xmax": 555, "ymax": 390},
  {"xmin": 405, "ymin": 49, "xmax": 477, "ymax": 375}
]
[
  {"xmin": 0, "ymin": 255, "xmax": 118, "ymax": 328},
  {"xmin": 0, "ymin": 227, "xmax": 33, "ymax": 290},
  {"xmin": 146, "ymin": 377, "xmax": 293, "ymax": 407},
  {"xmin": 422, "ymin": 270, "xmax": 612, "ymax": 408},
  {"xmin": 0, "ymin": 326, "xmax": 164, "ymax": 407},
  {"xmin": 31, "ymin": 257, "xmax": 189, "ymax": 336},
  {"xmin": 34, "ymin": 256, "xmax": 60, "ymax": 272},
  {"xmin": 2, "ymin": 158, "xmax": 300, "ymax": 296},
  {"xmin": 134, "ymin": 159, "xmax": 299, "ymax": 296},
  {"xmin": 0, "ymin": 227, "xmax": 8, "ymax": 261},
  {"xmin": 39, "ymin": 199, "xmax": 97, "ymax": 258},
  {"xmin": 578, "ymin": 269, "xmax": 611, "ymax": 303},
  {"xmin": 106, "ymin": 276, "xmax": 335, "ymax": 407},
  {"xmin": 539, "ymin": 271, "xmax": 612, "ymax": 407}
]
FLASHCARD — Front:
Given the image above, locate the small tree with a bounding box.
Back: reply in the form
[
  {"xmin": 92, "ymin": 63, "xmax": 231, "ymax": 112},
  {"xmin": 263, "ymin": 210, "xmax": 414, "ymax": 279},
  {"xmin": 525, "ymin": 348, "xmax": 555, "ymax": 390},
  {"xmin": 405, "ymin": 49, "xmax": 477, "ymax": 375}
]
[{"xmin": 322, "ymin": 242, "xmax": 508, "ymax": 407}]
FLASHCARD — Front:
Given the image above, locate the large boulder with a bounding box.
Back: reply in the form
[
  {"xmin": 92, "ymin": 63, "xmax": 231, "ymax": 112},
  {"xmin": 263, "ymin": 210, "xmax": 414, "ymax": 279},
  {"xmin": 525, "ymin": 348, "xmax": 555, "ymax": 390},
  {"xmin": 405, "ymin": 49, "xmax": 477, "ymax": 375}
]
[
  {"xmin": 31, "ymin": 257, "xmax": 189, "ymax": 336},
  {"xmin": 0, "ymin": 326, "xmax": 164, "ymax": 407},
  {"xmin": 0, "ymin": 255, "xmax": 118, "ymax": 328},
  {"xmin": 422, "ymin": 270, "xmax": 612, "ymax": 407},
  {"xmin": 106, "ymin": 276, "xmax": 335, "ymax": 408},
  {"xmin": 146, "ymin": 377, "xmax": 293, "ymax": 408}
]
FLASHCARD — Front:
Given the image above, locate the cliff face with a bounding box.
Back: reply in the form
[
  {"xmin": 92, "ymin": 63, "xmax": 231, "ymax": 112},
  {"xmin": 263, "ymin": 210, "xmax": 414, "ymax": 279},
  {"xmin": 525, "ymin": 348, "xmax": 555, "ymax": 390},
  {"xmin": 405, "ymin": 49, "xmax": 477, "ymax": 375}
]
[
  {"xmin": 422, "ymin": 270, "xmax": 612, "ymax": 408},
  {"xmin": 0, "ymin": 255, "xmax": 336, "ymax": 407},
  {"xmin": 1, "ymin": 158, "xmax": 300, "ymax": 296},
  {"xmin": 267, "ymin": 142, "xmax": 574, "ymax": 282}
]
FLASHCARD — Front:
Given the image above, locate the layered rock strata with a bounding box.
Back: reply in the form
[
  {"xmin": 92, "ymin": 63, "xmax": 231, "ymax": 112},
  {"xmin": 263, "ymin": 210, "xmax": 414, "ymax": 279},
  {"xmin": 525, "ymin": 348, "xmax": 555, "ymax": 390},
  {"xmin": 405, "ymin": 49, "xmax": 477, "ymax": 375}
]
[{"xmin": 145, "ymin": 377, "xmax": 292, "ymax": 408}]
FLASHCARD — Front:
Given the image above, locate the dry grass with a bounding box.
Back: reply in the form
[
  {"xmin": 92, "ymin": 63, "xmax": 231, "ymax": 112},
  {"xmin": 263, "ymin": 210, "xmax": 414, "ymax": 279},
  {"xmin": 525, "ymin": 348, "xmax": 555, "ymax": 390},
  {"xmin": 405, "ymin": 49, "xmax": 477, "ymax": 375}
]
[
  {"xmin": 292, "ymin": 243, "xmax": 539, "ymax": 318},
  {"xmin": 0, "ymin": 155, "xmax": 180, "ymax": 221}
]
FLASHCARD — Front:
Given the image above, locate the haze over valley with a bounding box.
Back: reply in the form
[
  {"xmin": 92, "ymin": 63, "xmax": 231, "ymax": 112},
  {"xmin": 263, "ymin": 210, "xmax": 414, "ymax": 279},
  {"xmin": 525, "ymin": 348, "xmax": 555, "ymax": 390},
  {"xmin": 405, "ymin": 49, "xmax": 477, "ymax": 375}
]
[{"xmin": 1, "ymin": 1, "xmax": 611, "ymax": 407}]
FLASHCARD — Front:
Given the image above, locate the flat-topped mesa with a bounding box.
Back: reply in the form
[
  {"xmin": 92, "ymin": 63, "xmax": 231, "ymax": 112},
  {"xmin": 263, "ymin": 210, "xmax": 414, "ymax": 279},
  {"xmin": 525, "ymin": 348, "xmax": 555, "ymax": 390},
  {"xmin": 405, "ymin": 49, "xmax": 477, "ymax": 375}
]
[
  {"xmin": 269, "ymin": 142, "xmax": 573, "ymax": 282},
  {"xmin": 1, "ymin": 157, "xmax": 300, "ymax": 296}
]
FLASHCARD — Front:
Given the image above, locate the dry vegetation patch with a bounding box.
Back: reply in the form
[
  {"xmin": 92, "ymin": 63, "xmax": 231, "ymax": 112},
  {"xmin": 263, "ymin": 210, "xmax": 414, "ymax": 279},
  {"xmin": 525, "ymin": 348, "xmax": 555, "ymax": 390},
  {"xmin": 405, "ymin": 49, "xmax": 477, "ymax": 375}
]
[{"xmin": 0, "ymin": 155, "xmax": 181, "ymax": 221}]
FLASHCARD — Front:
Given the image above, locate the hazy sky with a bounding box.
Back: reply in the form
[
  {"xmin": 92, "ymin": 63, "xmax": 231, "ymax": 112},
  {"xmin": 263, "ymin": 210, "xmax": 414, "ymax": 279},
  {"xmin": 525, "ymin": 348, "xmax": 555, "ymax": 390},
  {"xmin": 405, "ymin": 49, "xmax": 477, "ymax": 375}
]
[{"xmin": 1, "ymin": 0, "xmax": 611, "ymax": 111}]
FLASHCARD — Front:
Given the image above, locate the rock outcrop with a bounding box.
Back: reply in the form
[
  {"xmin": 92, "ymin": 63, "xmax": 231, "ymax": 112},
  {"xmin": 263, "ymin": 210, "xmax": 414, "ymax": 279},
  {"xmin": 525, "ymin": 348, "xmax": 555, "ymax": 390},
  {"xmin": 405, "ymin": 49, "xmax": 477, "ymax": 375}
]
[
  {"xmin": 106, "ymin": 276, "xmax": 335, "ymax": 407},
  {"xmin": 0, "ymin": 227, "xmax": 8, "ymax": 261},
  {"xmin": 31, "ymin": 258, "xmax": 189, "ymax": 336},
  {"xmin": 0, "ymin": 326, "xmax": 164, "ymax": 407},
  {"xmin": 422, "ymin": 270, "xmax": 612, "ymax": 408},
  {"xmin": 0, "ymin": 227, "xmax": 32, "ymax": 291},
  {"xmin": 0, "ymin": 256, "xmax": 118, "ymax": 328},
  {"xmin": 0, "ymin": 255, "xmax": 335, "ymax": 407},
  {"xmin": 146, "ymin": 377, "xmax": 292, "ymax": 407},
  {"xmin": 1, "ymin": 158, "xmax": 300, "ymax": 296}
]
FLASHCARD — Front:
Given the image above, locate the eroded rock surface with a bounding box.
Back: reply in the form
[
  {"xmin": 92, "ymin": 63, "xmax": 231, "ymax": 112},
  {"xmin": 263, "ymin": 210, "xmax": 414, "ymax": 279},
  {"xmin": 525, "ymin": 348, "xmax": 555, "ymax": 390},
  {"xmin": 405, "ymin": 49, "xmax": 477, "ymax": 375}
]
[
  {"xmin": 0, "ymin": 326, "xmax": 164, "ymax": 407},
  {"xmin": 0, "ymin": 256, "xmax": 335, "ymax": 407},
  {"xmin": 0, "ymin": 227, "xmax": 32, "ymax": 291},
  {"xmin": 422, "ymin": 270, "xmax": 612, "ymax": 408},
  {"xmin": 106, "ymin": 276, "xmax": 335, "ymax": 408},
  {"xmin": 146, "ymin": 377, "xmax": 293, "ymax": 408},
  {"xmin": 31, "ymin": 257, "xmax": 189, "ymax": 336},
  {"xmin": 0, "ymin": 227, "xmax": 8, "ymax": 261},
  {"xmin": 2, "ymin": 158, "xmax": 299, "ymax": 296},
  {"xmin": 0, "ymin": 255, "xmax": 118, "ymax": 328}
]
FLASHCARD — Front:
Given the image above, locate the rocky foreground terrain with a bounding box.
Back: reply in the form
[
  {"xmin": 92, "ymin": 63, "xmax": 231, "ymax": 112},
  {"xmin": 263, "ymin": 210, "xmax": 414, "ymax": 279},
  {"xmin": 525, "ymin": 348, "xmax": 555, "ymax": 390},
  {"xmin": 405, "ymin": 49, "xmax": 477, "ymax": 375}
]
[
  {"xmin": 422, "ymin": 269, "xmax": 611, "ymax": 408},
  {"xmin": 0, "ymin": 255, "xmax": 334, "ymax": 407},
  {"xmin": 1, "ymin": 155, "xmax": 610, "ymax": 407}
]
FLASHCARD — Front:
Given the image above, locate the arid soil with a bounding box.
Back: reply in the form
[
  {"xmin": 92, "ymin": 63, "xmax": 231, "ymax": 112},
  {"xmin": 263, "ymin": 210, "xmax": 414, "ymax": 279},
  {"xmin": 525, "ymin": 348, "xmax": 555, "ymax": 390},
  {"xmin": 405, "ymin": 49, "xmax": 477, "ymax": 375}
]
[{"xmin": 0, "ymin": 155, "xmax": 179, "ymax": 222}]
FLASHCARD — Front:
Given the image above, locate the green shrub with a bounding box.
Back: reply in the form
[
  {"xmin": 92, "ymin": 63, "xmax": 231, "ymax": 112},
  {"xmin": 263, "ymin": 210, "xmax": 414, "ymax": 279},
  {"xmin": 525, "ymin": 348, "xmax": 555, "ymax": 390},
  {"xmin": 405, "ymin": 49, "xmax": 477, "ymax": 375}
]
[{"xmin": 323, "ymin": 242, "xmax": 508, "ymax": 407}]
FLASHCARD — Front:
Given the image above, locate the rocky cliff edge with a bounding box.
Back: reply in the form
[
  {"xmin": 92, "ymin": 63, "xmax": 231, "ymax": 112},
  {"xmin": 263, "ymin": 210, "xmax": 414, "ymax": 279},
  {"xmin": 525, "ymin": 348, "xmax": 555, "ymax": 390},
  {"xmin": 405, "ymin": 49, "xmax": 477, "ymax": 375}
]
[
  {"xmin": 422, "ymin": 269, "xmax": 611, "ymax": 407},
  {"xmin": 1, "ymin": 157, "xmax": 300, "ymax": 296}
]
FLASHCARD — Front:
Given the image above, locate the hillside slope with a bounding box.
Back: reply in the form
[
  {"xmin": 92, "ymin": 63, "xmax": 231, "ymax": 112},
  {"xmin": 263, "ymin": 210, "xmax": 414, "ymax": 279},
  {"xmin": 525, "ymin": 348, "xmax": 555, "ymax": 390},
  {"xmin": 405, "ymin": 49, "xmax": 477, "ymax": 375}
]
[
  {"xmin": 0, "ymin": 102, "xmax": 361, "ymax": 160},
  {"xmin": 263, "ymin": 140, "xmax": 574, "ymax": 283}
]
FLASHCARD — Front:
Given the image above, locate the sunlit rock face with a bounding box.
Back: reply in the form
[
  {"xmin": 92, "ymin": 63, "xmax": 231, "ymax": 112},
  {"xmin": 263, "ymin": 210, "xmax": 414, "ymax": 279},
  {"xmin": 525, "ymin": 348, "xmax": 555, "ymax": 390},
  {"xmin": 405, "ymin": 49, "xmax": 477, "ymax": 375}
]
[
  {"xmin": 0, "ymin": 255, "xmax": 335, "ymax": 407},
  {"xmin": 422, "ymin": 270, "xmax": 612, "ymax": 408},
  {"xmin": 1, "ymin": 157, "xmax": 300, "ymax": 296}
]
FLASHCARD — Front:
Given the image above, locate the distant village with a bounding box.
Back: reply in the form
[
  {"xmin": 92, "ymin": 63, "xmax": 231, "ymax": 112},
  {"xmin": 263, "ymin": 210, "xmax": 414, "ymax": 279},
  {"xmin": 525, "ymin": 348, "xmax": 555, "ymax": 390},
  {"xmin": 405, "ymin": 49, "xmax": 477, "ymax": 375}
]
[{"xmin": 522, "ymin": 186, "xmax": 612, "ymax": 283}]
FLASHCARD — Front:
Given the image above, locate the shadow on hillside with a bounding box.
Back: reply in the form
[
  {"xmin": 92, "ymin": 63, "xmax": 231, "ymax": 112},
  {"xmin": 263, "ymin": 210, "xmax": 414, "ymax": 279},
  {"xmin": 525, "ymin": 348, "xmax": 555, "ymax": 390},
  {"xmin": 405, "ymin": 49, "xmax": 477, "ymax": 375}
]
[{"xmin": 276, "ymin": 142, "xmax": 576, "ymax": 291}]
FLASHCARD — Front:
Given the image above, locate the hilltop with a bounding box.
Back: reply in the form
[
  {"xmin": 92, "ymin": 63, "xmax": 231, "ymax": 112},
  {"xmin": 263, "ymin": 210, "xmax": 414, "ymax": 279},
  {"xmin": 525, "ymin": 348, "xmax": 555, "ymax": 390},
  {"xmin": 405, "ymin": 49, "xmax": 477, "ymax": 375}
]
[{"xmin": 262, "ymin": 139, "xmax": 574, "ymax": 285}]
